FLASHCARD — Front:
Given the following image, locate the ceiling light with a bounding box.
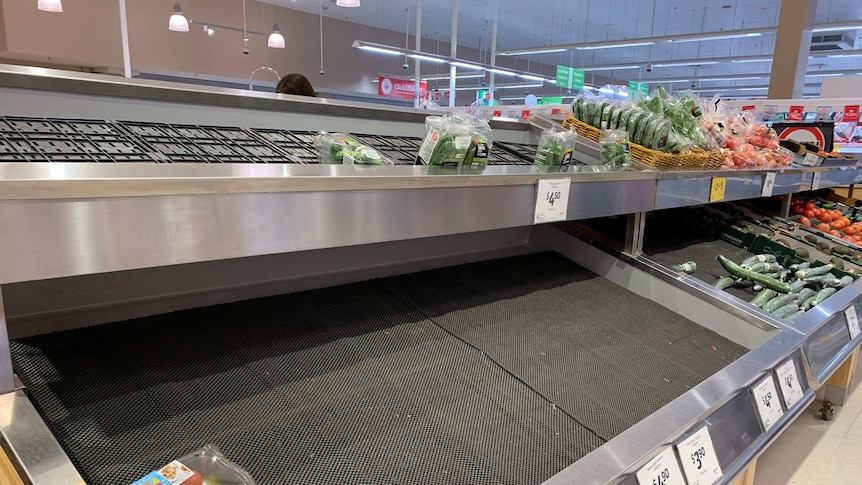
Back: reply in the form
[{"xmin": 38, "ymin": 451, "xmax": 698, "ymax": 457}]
[
  {"xmin": 422, "ymin": 73, "xmax": 485, "ymax": 81},
  {"xmin": 408, "ymin": 54, "xmax": 446, "ymax": 63},
  {"xmin": 813, "ymin": 24, "xmax": 862, "ymax": 33},
  {"xmin": 701, "ymin": 76, "xmax": 763, "ymax": 81},
  {"xmin": 546, "ymin": 79, "xmax": 558, "ymax": 84},
  {"xmin": 576, "ymin": 41, "xmax": 655, "ymax": 50},
  {"xmin": 268, "ymin": 24, "xmax": 285, "ymax": 48},
  {"xmin": 582, "ymin": 65, "xmax": 640, "ymax": 72},
  {"xmin": 736, "ymin": 87, "xmax": 768, "ymax": 91},
  {"xmin": 731, "ymin": 57, "xmax": 773, "ymax": 63},
  {"xmin": 828, "ymin": 54, "xmax": 862, "ymax": 58},
  {"xmin": 169, "ymin": 3, "xmax": 189, "ymax": 32},
  {"xmin": 488, "ymin": 68, "xmax": 517, "ymax": 76},
  {"xmin": 653, "ymin": 61, "xmax": 719, "ymax": 68},
  {"xmin": 807, "ymin": 73, "xmax": 844, "ymax": 77},
  {"xmin": 519, "ymin": 74, "xmax": 546, "ymax": 81},
  {"xmin": 498, "ymin": 48, "xmax": 567, "ymax": 56},
  {"xmin": 668, "ymin": 32, "xmax": 762, "ymax": 43},
  {"xmin": 357, "ymin": 45, "xmax": 401, "ymax": 56},
  {"xmin": 450, "ymin": 61, "xmax": 484, "ymax": 70},
  {"xmin": 37, "ymin": 0, "xmax": 62, "ymax": 12},
  {"xmin": 336, "ymin": 0, "xmax": 361, "ymax": 6},
  {"xmin": 488, "ymin": 83, "xmax": 544, "ymax": 90}
]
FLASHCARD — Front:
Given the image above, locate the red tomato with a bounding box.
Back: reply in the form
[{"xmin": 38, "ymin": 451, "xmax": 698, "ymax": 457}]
[
  {"xmin": 804, "ymin": 202, "xmax": 816, "ymax": 211},
  {"xmin": 817, "ymin": 223, "xmax": 831, "ymax": 232},
  {"xmin": 804, "ymin": 210, "xmax": 816, "ymax": 219},
  {"xmin": 831, "ymin": 230, "xmax": 842, "ymax": 237},
  {"xmin": 814, "ymin": 208, "xmax": 823, "ymax": 217},
  {"xmin": 800, "ymin": 217, "xmax": 812, "ymax": 227},
  {"xmin": 844, "ymin": 227, "xmax": 857, "ymax": 236},
  {"xmin": 793, "ymin": 206, "xmax": 805, "ymax": 215},
  {"xmin": 820, "ymin": 213, "xmax": 833, "ymax": 223},
  {"xmin": 832, "ymin": 221, "xmax": 845, "ymax": 230}
]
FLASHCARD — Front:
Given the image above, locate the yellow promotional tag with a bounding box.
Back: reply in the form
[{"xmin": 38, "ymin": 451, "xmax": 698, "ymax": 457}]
[{"xmin": 710, "ymin": 177, "xmax": 727, "ymax": 202}]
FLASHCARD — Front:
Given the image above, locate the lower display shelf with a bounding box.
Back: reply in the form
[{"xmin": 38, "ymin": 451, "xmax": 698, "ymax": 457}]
[{"xmin": 11, "ymin": 253, "xmax": 747, "ymax": 485}]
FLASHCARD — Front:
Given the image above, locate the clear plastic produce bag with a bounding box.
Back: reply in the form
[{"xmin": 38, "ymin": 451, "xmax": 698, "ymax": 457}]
[
  {"xmin": 177, "ymin": 445, "xmax": 255, "ymax": 485},
  {"xmin": 600, "ymin": 129, "xmax": 631, "ymax": 171},
  {"xmin": 417, "ymin": 112, "xmax": 493, "ymax": 169},
  {"xmin": 534, "ymin": 129, "xmax": 577, "ymax": 166},
  {"xmin": 314, "ymin": 132, "xmax": 393, "ymax": 165}
]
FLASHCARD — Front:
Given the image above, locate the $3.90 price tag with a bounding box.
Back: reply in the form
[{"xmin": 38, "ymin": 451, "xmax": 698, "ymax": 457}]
[
  {"xmin": 761, "ymin": 172, "xmax": 777, "ymax": 197},
  {"xmin": 775, "ymin": 359, "xmax": 804, "ymax": 409},
  {"xmin": 635, "ymin": 447, "xmax": 686, "ymax": 485},
  {"xmin": 709, "ymin": 177, "xmax": 727, "ymax": 203},
  {"xmin": 752, "ymin": 375, "xmax": 784, "ymax": 431},
  {"xmin": 812, "ymin": 172, "xmax": 822, "ymax": 191},
  {"xmin": 676, "ymin": 426, "xmax": 722, "ymax": 485},
  {"xmin": 534, "ymin": 178, "xmax": 571, "ymax": 224},
  {"xmin": 845, "ymin": 306, "xmax": 860, "ymax": 340}
]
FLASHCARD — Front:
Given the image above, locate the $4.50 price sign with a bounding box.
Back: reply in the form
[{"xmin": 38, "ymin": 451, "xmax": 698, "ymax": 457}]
[
  {"xmin": 752, "ymin": 374, "xmax": 784, "ymax": 431},
  {"xmin": 676, "ymin": 426, "xmax": 722, "ymax": 485},
  {"xmin": 534, "ymin": 178, "xmax": 571, "ymax": 224},
  {"xmin": 775, "ymin": 359, "xmax": 804, "ymax": 409},
  {"xmin": 635, "ymin": 447, "xmax": 686, "ymax": 485}
]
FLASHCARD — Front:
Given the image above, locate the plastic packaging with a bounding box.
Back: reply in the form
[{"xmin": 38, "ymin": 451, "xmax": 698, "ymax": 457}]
[
  {"xmin": 314, "ymin": 132, "xmax": 392, "ymax": 165},
  {"xmin": 417, "ymin": 112, "xmax": 493, "ymax": 169},
  {"xmin": 600, "ymin": 129, "xmax": 631, "ymax": 171},
  {"xmin": 131, "ymin": 445, "xmax": 254, "ymax": 485},
  {"xmin": 534, "ymin": 129, "xmax": 577, "ymax": 166}
]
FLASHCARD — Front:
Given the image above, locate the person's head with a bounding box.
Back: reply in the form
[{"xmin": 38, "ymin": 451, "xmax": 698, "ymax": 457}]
[{"xmin": 276, "ymin": 73, "xmax": 316, "ymax": 97}]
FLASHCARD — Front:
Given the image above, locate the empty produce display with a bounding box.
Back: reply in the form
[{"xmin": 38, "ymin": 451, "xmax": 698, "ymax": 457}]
[{"xmin": 11, "ymin": 253, "xmax": 746, "ymax": 485}]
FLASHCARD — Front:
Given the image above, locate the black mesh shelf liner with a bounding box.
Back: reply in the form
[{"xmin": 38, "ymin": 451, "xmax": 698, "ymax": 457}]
[{"xmin": 11, "ymin": 253, "xmax": 745, "ymax": 485}]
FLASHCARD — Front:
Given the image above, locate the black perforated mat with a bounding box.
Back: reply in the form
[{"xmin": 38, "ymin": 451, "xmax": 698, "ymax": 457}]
[{"xmin": 11, "ymin": 253, "xmax": 745, "ymax": 484}]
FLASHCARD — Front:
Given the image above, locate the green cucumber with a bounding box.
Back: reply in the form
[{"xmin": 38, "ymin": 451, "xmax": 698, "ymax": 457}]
[
  {"xmin": 838, "ymin": 275, "xmax": 854, "ymax": 287},
  {"xmin": 790, "ymin": 262, "xmax": 811, "ymax": 271},
  {"xmin": 789, "ymin": 279, "xmax": 806, "ymax": 293},
  {"xmin": 804, "ymin": 275, "xmax": 842, "ymax": 287},
  {"xmin": 796, "ymin": 264, "xmax": 834, "ymax": 279},
  {"xmin": 797, "ymin": 288, "xmax": 817, "ymax": 302},
  {"xmin": 742, "ymin": 254, "xmax": 777, "ymax": 266},
  {"xmin": 718, "ymin": 255, "xmax": 792, "ymax": 293},
  {"xmin": 786, "ymin": 310, "xmax": 807, "ymax": 322},
  {"xmin": 764, "ymin": 293, "xmax": 799, "ymax": 312},
  {"xmin": 751, "ymin": 289, "xmax": 778, "ymax": 308},
  {"xmin": 671, "ymin": 261, "xmax": 697, "ymax": 273},
  {"xmin": 811, "ymin": 287, "xmax": 838, "ymax": 306},
  {"xmin": 800, "ymin": 295, "xmax": 818, "ymax": 311},
  {"xmin": 773, "ymin": 304, "xmax": 801, "ymax": 319},
  {"xmin": 714, "ymin": 277, "xmax": 735, "ymax": 290}
]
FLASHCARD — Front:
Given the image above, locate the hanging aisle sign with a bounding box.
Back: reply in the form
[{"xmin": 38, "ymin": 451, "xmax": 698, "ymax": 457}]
[
  {"xmin": 628, "ymin": 81, "xmax": 650, "ymax": 98},
  {"xmin": 556, "ymin": 65, "xmax": 585, "ymax": 90},
  {"xmin": 378, "ymin": 75, "xmax": 427, "ymax": 100}
]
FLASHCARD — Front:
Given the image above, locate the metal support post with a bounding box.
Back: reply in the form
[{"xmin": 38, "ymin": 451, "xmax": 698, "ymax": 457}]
[
  {"xmin": 119, "ymin": 0, "xmax": 132, "ymax": 78},
  {"xmin": 448, "ymin": 0, "xmax": 458, "ymax": 107},
  {"xmin": 0, "ymin": 289, "xmax": 14, "ymax": 394},
  {"xmin": 624, "ymin": 212, "xmax": 646, "ymax": 257},
  {"xmin": 413, "ymin": 3, "xmax": 422, "ymax": 109},
  {"xmin": 780, "ymin": 194, "xmax": 793, "ymax": 219},
  {"xmin": 489, "ymin": 19, "xmax": 497, "ymax": 103}
]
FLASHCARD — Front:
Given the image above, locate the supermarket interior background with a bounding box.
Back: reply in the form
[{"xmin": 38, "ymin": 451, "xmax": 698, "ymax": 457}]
[{"xmin": 1, "ymin": 0, "xmax": 862, "ymax": 484}]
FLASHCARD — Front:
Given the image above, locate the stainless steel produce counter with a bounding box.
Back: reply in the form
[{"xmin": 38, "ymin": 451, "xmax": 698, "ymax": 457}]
[{"xmin": 0, "ymin": 64, "xmax": 856, "ymax": 485}]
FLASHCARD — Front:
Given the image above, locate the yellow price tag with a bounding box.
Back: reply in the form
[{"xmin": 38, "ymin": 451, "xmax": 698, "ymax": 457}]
[{"xmin": 710, "ymin": 177, "xmax": 727, "ymax": 202}]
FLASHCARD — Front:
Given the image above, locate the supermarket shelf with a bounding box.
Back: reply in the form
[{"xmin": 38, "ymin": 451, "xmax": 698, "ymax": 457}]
[{"xmin": 656, "ymin": 169, "xmax": 808, "ymax": 210}]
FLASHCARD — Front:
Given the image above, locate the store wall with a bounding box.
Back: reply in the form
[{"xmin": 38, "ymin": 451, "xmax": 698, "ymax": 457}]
[
  {"xmin": 0, "ymin": 0, "xmax": 557, "ymax": 101},
  {"xmin": 821, "ymin": 77, "xmax": 862, "ymax": 99}
]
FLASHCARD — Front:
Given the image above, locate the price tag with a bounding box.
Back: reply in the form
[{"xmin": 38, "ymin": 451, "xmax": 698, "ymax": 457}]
[
  {"xmin": 802, "ymin": 153, "xmax": 821, "ymax": 167},
  {"xmin": 635, "ymin": 447, "xmax": 687, "ymax": 485},
  {"xmin": 775, "ymin": 359, "xmax": 804, "ymax": 409},
  {"xmin": 534, "ymin": 178, "xmax": 571, "ymax": 224},
  {"xmin": 812, "ymin": 172, "xmax": 822, "ymax": 190},
  {"xmin": 676, "ymin": 426, "xmax": 722, "ymax": 485},
  {"xmin": 709, "ymin": 177, "xmax": 727, "ymax": 203},
  {"xmin": 761, "ymin": 172, "xmax": 777, "ymax": 197},
  {"xmin": 845, "ymin": 306, "xmax": 860, "ymax": 340},
  {"xmin": 751, "ymin": 375, "xmax": 784, "ymax": 431}
]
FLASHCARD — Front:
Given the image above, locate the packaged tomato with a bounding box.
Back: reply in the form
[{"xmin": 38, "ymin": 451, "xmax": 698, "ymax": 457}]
[{"xmin": 131, "ymin": 445, "xmax": 254, "ymax": 485}]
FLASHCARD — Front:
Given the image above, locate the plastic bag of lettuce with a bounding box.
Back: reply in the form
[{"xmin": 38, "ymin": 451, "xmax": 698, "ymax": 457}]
[
  {"xmin": 417, "ymin": 113, "xmax": 493, "ymax": 169},
  {"xmin": 315, "ymin": 132, "xmax": 393, "ymax": 165},
  {"xmin": 534, "ymin": 128, "xmax": 577, "ymax": 166}
]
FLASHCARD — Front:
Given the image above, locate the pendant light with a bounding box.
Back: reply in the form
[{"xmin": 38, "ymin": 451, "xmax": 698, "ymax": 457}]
[
  {"xmin": 37, "ymin": 0, "xmax": 63, "ymax": 12},
  {"xmin": 169, "ymin": 3, "xmax": 189, "ymax": 32},
  {"xmin": 336, "ymin": 0, "xmax": 360, "ymax": 7},
  {"xmin": 268, "ymin": 24, "xmax": 285, "ymax": 48}
]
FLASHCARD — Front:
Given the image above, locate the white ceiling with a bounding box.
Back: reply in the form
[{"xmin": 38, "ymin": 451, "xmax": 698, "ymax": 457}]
[{"xmin": 262, "ymin": 0, "xmax": 862, "ymax": 97}]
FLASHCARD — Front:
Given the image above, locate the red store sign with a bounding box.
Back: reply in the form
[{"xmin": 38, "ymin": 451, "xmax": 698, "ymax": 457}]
[
  {"xmin": 844, "ymin": 105, "xmax": 860, "ymax": 123},
  {"xmin": 378, "ymin": 76, "xmax": 428, "ymax": 100}
]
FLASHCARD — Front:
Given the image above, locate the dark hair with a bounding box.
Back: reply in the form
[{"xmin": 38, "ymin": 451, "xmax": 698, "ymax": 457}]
[{"xmin": 276, "ymin": 73, "xmax": 316, "ymax": 97}]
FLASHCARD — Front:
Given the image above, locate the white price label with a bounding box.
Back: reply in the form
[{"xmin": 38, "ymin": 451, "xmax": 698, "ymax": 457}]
[
  {"xmin": 761, "ymin": 172, "xmax": 777, "ymax": 197},
  {"xmin": 676, "ymin": 426, "xmax": 722, "ymax": 485},
  {"xmin": 846, "ymin": 306, "xmax": 860, "ymax": 340},
  {"xmin": 534, "ymin": 178, "xmax": 571, "ymax": 224},
  {"xmin": 635, "ymin": 447, "xmax": 687, "ymax": 485},
  {"xmin": 775, "ymin": 359, "xmax": 804, "ymax": 409},
  {"xmin": 812, "ymin": 172, "xmax": 822, "ymax": 190},
  {"xmin": 454, "ymin": 135, "xmax": 471, "ymax": 150},
  {"xmin": 752, "ymin": 375, "xmax": 784, "ymax": 431},
  {"xmin": 802, "ymin": 152, "xmax": 821, "ymax": 167}
]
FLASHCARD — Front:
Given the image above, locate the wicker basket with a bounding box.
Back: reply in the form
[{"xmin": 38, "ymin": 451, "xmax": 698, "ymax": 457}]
[{"xmin": 562, "ymin": 117, "xmax": 726, "ymax": 171}]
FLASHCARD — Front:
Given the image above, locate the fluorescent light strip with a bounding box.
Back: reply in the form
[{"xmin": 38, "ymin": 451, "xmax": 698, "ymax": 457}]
[
  {"xmin": 357, "ymin": 45, "xmax": 402, "ymax": 56},
  {"xmin": 653, "ymin": 61, "xmax": 720, "ymax": 68},
  {"xmin": 488, "ymin": 68, "xmax": 517, "ymax": 76},
  {"xmin": 828, "ymin": 54, "xmax": 862, "ymax": 58},
  {"xmin": 576, "ymin": 41, "xmax": 655, "ymax": 50},
  {"xmin": 667, "ymin": 32, "xmax": 762, "ymax": 43},
  {"xmin": 450, "ymin": 61, "xmax": 484, "ymax": 70},
  {"xmin": 449, "ymin": 83, "xmax": 543, "ymax": 91},
  {"xmin": 519, "ymin": 74, "xmax": 547, "ymax": 81},
  {"xmin": 813, "ymin": 24, "xmax": 862, "ymax": 32},
  {"xmin": 423, "ymin": 73, "xmax": 485, "ymax": 81},
  {"xmin": 582, "ymin": 65, "xmax": 640, "ymax": 72},
  {"xmin": 701, "ymin": 76, "xmax": 763, "ymax": 82},
  {"xmin": 499, "ymin": 48, "xmax": 567, "ymax": 56},
  {"xmin": 731, "ymin": 58, "xmax": 773, "ymax": 63},
  {"xmin": 408, "ymin": 54, "xmax": 446, "ymax": 64},
  {"xmin": 807, "ymin": 73, "xmax": 844, "ymax": 77}
]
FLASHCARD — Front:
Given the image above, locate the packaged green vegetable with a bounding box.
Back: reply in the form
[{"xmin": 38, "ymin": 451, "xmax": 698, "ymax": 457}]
[
  {"xmin": 534, "ymin": 129, "xmax": 577, "ymax": 166},
  {"xmin": 600, "ymin": 129, "xmax": 631, "ymax": 171},
  {"xmin": 315, "ymin": 132, "xmax": 393, "ymax": 165},
  {"xmin": 417, "ymin": 113, "xmax": 493, "ymax": 168}
]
